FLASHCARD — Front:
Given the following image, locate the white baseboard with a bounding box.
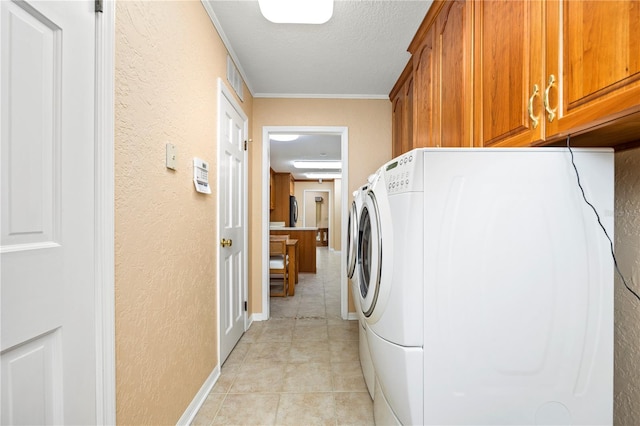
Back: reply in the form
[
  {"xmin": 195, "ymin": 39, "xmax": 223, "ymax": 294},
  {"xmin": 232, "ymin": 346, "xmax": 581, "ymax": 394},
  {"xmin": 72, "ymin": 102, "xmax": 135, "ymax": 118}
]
[
  {"xmin": 251, "ymin": 312, "xmax": 268, "ymax": 322},
  {"xmin": 347, "ymin": 312, "xmax": 358, "ymax": 320},
  {"xmin": 176, "ymin": 365, "xmax": 220, "ymax": 426},
  {"xmin": 246, "ymin": 314, "xmax": 254, "ymax": 329}
]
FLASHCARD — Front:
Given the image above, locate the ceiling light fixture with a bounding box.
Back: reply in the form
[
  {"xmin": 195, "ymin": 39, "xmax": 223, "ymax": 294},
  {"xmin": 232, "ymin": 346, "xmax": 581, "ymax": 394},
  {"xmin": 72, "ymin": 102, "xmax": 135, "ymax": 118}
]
[
  {"xmin": 258, "ymin": 0, "xmax": 333, "ymax": 24},
  {"xmin": 269, "ymin": 134, "xmax": 299, "ymax": 142},
  {"xmin": 305, "ymin": 172, "xmax": 342, "ymax": 179},
  {"xmin": 293, "ymin": 161, "xmax": 341, "ymax": 169}
]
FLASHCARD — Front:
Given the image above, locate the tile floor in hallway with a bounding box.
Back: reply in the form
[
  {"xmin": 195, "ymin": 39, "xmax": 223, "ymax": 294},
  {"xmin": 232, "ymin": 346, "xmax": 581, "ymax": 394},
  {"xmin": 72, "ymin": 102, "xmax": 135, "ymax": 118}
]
[{"xmin": 192, "ymin": 247, "xmax": 374, "ymax": 425}]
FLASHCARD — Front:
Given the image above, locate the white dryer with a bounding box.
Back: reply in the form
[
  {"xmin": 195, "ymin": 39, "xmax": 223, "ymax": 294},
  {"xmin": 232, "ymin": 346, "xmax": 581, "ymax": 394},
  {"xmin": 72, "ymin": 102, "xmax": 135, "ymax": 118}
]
[
  {"xmin": 357, "ymin": 156, "xmax": 425, "ymax": 424},
  {"xmin": 347, "ymin": 183, "xmax": 375, "ymax": 398},
  {"xmin": 361, "ymin": 148, "xmax": 614, "ymax": 426}
]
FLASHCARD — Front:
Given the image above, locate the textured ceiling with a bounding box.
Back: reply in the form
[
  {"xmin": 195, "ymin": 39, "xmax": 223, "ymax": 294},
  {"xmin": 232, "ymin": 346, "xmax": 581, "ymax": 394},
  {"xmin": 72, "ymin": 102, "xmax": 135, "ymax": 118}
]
[
  {"xmin": 270, "ymin": 134, "xmax": 342, "ymax": 179},
  {"xmin": 202, "ymin": 0, "xmax": 433, "ymax": 98},
  {"xmin": 202, "ymin": 0, "xmax": 433, "ymax": 177}
]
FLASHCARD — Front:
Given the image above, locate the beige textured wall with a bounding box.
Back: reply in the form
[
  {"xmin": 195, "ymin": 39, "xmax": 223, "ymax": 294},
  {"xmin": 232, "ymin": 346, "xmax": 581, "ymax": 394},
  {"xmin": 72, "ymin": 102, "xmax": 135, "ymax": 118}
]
[
  {"xmin": 114, "ymin": 1, "xmax": 252, "ymax": 424},
  {"xmin": 251, "ymin": 99, "xmax": 391, "ymax": 314},
  {"xmin": 614, "ymin": 146, "xmax": 640, "ymax": 425}
]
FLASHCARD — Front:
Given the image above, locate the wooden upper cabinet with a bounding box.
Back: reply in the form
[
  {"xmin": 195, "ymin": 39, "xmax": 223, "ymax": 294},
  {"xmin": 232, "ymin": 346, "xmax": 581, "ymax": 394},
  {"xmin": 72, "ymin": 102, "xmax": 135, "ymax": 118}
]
[
  {"xmin": 391, "ymin": 95, "xmax": 404, "ymax": 158},
  {"xmin": 270, "ymin": 172, "xmax": 292, "ymax": 224},
  {"xmin": 410, "ymin": 0, "xmax": 473, "ymax": 149},
  {"xmin": 545, "ymin": 0, "xmax": 640, "ymax": 138},
  {"xmin": 474, "ymin": 0, "xmax": 545, "ymax": 147},
  {"xmin": 390, "ymin": 61, "xmax": 414, "ymax": 157},
  {"xmin": 404, "ymin": 76, "xmax": 414, "ymax": 152},
  {"xmin": 393, "ymin": 0, "xmax": 640, "ymax": 152},
  {"xmin": 436, "ymin": 0, "xmax": 473, "ymax": 147},
  {"xmin": 474, "ymin": 0, "xmax": 640, "ymax": 147},
  {"xmin": 413, "ymin": 22, "xmax": 436, "ymax": 148}
]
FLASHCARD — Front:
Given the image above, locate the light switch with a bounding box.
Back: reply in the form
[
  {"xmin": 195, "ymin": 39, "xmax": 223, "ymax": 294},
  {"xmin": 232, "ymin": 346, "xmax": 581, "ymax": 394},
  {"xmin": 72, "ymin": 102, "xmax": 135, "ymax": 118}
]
[{"xmin": 166, "ymin": 143, "xmax": 177, "ymax": 170}]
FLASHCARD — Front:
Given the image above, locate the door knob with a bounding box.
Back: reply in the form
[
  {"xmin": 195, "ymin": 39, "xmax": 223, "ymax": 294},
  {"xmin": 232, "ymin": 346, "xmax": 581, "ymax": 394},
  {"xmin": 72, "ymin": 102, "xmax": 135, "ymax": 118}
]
[{"xmin": 221, "ymin": 238, "xmax": 233, "ymax": 247}]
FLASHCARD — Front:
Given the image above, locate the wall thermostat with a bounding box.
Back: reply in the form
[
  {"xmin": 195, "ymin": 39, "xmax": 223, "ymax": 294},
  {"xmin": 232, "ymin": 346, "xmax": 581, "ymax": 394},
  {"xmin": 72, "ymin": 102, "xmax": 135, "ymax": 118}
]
[{"xmin": 193, "ymin": 157, "xmax": 211, "ymax": 194}]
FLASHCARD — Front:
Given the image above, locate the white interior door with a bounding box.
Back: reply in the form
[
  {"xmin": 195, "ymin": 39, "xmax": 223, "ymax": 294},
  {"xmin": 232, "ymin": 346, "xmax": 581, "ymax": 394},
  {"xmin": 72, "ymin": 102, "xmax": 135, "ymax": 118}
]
[
  {"xmin": 1, "ymin": 0, "xmax": 96, "ymax": 424},
  {"xmin": 218, "ymin": 81, "xmax": 247, "ymax": 364}
]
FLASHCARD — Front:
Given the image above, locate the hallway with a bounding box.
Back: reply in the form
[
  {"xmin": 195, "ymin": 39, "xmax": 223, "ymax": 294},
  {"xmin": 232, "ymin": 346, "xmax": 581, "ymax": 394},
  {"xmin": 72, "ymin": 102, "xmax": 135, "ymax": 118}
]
[{"xmin": 192, "ymin": 247, "xmax": 373, "ymax": 425}]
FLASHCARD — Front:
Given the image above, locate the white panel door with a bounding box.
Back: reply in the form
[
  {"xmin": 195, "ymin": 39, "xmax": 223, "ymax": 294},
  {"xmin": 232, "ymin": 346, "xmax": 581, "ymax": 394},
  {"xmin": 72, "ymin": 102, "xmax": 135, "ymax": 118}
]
[
  {"xmin": 1, "ymin": 1, "xmax": 96, "ymax": 424},
  {"xmin": 218, "ymin": 83, "xmax": 247, "ymax": 364}
]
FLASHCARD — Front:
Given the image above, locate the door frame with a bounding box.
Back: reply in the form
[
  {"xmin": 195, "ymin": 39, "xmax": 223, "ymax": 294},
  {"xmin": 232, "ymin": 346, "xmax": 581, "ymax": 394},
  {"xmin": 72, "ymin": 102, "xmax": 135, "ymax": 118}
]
[
  {"xmin": 302, "ymin": 189, "xmax": 331, "ymax": 231},
  {"xmin": 95, "ymin": 1, "xmax": 116, "ymax": 424},
  {"xmin": 216, "ymin": 78, "xmax": 249, "ymax": 363},
  {"xmin": 261, "ymin": 126, "xmax": 349, "ymax": 320}
]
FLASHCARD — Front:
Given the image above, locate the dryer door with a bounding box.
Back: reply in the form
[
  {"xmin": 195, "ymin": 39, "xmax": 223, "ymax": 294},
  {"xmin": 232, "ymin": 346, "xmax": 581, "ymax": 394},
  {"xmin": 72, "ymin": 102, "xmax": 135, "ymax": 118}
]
[
  {"xmin": 346, "ymin": 200, "xmax": 358, "ymax": 279},
  {"xmin": 358, "ymin": 191, "xmax": 382, "ymax": 317}
]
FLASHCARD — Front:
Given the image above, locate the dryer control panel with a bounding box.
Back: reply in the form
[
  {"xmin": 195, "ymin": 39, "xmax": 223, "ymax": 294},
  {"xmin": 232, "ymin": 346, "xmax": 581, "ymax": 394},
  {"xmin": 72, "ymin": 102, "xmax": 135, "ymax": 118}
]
[{"xmin": 384, "ymin": 150, "xmax": 422, "ymax": 194}]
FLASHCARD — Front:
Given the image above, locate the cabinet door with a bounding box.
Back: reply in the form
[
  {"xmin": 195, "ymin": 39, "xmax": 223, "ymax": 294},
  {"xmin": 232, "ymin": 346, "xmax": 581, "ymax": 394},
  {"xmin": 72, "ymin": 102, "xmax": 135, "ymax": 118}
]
[
  {"xmin": 391, "ymin": 60, "xmax": 414, "ymax": 156},
  {"xmin": 404, "ymin": 76, "xmax": 414, "ymax": 153},
  {"xmin": 392, "ymin": 93, "xmax": 404, "ymax": 157},
  {"xmin": 435, "ymin": 0, "xmax": 473, "ymax": 147},
  {"xmin": 270, "ymin": 172, "xmax": 291, "ymax": 223},
  {"xmin": 414, "ymin": 24, "xmax": 436, "ymax": 148},
  {"xmin": 546, "ymin": 0, "xmax": 640, "ymax": 137},
  {"xmin": 474, "ymin": 0, "xmax": 545, "ymax": 147}
]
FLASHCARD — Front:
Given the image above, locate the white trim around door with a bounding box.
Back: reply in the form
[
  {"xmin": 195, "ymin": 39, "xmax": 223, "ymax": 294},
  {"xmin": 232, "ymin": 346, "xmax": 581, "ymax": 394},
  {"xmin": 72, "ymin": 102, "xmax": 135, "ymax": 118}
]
[
  {"xmin": 94, "ymin": 1, "xmax": 116, "ymax": 424},
  {"xmin": 261, "ymin": 126, "xmax": 349, "ymax": 320}
]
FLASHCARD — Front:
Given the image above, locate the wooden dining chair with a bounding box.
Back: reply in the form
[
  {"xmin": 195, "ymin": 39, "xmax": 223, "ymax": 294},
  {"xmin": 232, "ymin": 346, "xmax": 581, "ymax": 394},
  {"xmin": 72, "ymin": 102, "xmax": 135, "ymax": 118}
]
[{"xmin": 269, "ymin": 239, "xmax": 288, "ymax": 297}]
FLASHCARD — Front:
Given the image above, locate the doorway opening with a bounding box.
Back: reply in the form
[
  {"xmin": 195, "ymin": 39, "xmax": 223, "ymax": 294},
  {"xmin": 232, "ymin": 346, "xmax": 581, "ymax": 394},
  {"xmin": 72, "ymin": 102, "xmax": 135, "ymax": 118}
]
[
  {"xmin": 261, "ymin": 126, "xmax": 349, "ymax": 320},
  {"xmin": 302, "ymin": 189, "xmax": 331, "ymax": 247}
]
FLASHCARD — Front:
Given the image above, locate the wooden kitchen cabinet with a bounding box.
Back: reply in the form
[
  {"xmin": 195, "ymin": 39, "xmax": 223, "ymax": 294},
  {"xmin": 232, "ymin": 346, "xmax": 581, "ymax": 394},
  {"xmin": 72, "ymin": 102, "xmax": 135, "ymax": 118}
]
[
  {"xmin": 475, "ymin": 0, "xmax": 640, "ymax": 147},
  {"xmin": 270, "ymin": 172, "xmax": 294, "ymax": 225},
  {"xmin": 393, "ymin": 0, "xmax": 640, "ymax": 153},
  {"xmin": 412, "ymin": 20, "xmax": 435, "ymax": 148},
  {"xmin": 409, "ymin": 0, "xmax": 473, "ymax": 148},
  {"xmin": 545, "ymin": 0, "xmax": 640, "ymax": 139},
  {"xmin": 391, "ymin": 95, "xmax": 404, "ymax": 157},
  {"xmin": 435, "ymin": 0, "xmax": 473, "ymax": 147},
  {"xmin": 390, "ymin": 61, "xmax": 414, "ymax": 157},
  {"xmin": 473, "ymin": 0, "xmax": 545, "ymax": 147}
]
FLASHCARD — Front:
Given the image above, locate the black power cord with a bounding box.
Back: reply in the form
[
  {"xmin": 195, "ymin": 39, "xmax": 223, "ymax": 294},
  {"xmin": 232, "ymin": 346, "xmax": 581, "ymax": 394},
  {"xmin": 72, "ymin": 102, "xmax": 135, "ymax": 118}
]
[{"xmin": 566, "ymin": 135, "xmax": 640, "ymax": 302}]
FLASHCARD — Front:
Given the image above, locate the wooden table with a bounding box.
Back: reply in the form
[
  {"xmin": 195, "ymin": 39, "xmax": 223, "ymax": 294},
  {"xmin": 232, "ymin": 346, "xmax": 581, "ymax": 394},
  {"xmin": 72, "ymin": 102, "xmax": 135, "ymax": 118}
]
[{"xmin": 270, "ymin": 235, "xmax": 298, "ymax": 296}]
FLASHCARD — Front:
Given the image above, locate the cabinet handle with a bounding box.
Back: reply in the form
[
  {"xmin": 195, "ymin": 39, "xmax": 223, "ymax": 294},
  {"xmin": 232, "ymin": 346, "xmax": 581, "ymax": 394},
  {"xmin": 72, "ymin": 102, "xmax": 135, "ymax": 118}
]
[
  {"xmin": 543, "ymin": 74, "xmax": 557, "ymax": 123},
  {"xmin": 528, "ymin": 84, "xmax": 540, "ymax": 129}
]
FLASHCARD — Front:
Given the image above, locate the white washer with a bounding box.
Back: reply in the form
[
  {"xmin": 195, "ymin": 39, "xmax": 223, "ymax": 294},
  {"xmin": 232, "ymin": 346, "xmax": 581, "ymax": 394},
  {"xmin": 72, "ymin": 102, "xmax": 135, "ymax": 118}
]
[
  {"xmin": 360, "ymin": 148, "xmax": 614, "ymax": 425},
  {"xmin": 347, "ymin": 183, "xmax": 375, "ymax": 398},
  {"xmin": 358, "ymin": 157, "xmax": 424, "ymax": 424}
]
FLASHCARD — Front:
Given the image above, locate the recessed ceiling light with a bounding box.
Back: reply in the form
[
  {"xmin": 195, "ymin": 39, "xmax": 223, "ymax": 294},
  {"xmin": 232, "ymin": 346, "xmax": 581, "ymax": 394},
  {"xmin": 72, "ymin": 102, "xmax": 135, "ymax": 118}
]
[
  {"xmin": 293, "ymin": 161, "xmax": 341, "ymax": 169},
  {"xmin": 305, "ymin": 172, "xmax": 342, "ymax": 179},
  {"xmin": 258, "ymin": 0, "xmax": 333, "ymax": 24},
  {"xmin": 270, "ymin": 134, "xmax": 298, "ymax": 142}
]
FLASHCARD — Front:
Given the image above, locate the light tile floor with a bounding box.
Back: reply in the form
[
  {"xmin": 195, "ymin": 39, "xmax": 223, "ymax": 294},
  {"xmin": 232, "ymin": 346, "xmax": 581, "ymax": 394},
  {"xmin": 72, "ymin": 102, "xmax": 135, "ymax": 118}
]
[{"xmin": 192, "ymin": 247, "xmax": 374, "ymax": 426}]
